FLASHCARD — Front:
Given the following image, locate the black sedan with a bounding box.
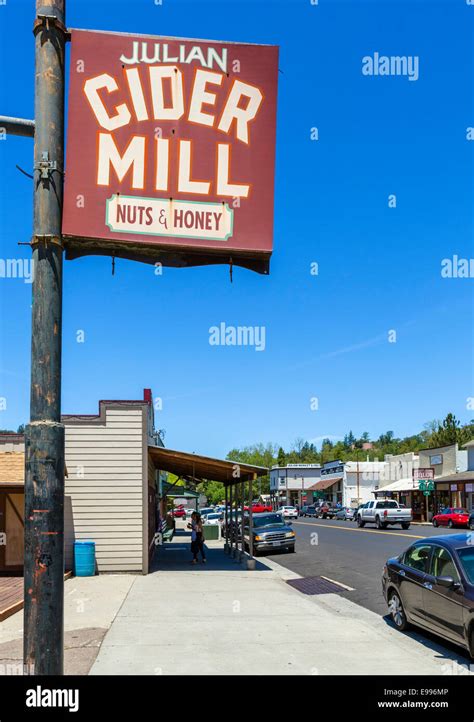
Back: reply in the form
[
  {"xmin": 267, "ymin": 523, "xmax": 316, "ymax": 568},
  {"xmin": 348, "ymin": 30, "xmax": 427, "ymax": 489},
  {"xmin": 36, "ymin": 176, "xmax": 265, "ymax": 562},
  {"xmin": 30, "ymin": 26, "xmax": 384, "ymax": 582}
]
[{"xmin": 382, "ymin": 534, "xmax": 474, "ymax": 658}]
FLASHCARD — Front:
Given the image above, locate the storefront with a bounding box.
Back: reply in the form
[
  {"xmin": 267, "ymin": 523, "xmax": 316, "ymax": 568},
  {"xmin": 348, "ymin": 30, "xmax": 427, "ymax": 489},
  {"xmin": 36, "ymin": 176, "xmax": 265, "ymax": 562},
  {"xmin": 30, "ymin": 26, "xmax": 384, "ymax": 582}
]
[
  {"xmin": 375, "ymin": 478, "xmax": 433, "ymax": 522},
  {"xmin": 433, "ymin": 472, "xmax": 474, "ymax": 512}
]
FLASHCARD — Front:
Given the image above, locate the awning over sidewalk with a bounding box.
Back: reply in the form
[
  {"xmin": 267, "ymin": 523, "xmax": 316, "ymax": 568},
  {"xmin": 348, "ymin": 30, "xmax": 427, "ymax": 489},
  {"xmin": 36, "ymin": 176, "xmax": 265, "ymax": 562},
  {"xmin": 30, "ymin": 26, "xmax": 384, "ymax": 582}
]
[
  {"xmin": 148, "ymin": 446, "xmax": 268, "ymax": 485},
  {"xmin": 376, "ymin": 478, "xmax": 418, "ymax": 493},
  {"xmin": 309, "ymin": 476, "xmax": 343, "ymax": 492}
]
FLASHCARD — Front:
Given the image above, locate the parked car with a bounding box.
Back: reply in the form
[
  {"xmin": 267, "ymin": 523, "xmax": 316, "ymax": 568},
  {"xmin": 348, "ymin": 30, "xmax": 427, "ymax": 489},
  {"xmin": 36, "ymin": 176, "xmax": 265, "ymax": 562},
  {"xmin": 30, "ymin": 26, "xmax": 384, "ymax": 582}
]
[
  {"xmin": 432, "ymin": 508, "xmax": 470, "ymax": 529},
  {"xmin": 201, "ymin": 512, "xmax": 222, "ymax": 525},
  {"xmin": 334, "ymin": 507, "xmax": 356, "ymax": 521},
  {"xmin": 244, "ymin": 503, "xmax": 273, "ymax": 514},
  {"xmin": 469, "ymin": 511, "xmax": 474, "ymax": 531},
  {"xmin": 243, "ymin": 512, "xmax": 295, "ymax": 556},
  {"xmin": 172, "ymin": 507, "xmax": 186, "ymax": 518},
  {"xmin": 299, "ymin": 505, "xmax": 317, "ymax": 517},
  {"xmin": 198, "ymin": 507, "xmax": 215, "ymax": 518},
  {"xmin": 357, "ymin": 499, "xmax": 412, "ymax": 529},
  {"xmin": 278, "ymin": 505, "xmax": 298, "ymax": 520},
  {"xmin": 317, "ymin": 502, "xmax": 337, "ymax": 519},
  {"xmin": 382, "ymin": 534, "xmax": 474, "ymax": 658}
]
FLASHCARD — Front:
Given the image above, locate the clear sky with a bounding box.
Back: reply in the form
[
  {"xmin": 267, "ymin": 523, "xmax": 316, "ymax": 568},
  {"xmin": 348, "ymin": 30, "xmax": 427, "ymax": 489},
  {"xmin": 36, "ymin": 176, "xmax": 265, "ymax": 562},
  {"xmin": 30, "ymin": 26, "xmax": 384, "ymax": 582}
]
[{"xmin": 0, "ymin": 0, "xmax": 473, "ymax": 458}]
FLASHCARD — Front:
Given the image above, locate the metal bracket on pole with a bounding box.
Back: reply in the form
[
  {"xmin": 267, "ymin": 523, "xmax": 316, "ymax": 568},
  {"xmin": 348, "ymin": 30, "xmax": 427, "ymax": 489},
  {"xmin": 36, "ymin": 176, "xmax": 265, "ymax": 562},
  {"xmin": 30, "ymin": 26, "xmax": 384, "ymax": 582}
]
[
  {"xmin": 33, "ymin": 14, "xmax": 70, "ymax": 40},
  {"xmin": 34, "ymin": 151, "xmax": 59, "ymax": 180},
  {"xmin": 31, "ymin": 234, "xmax": 63, "ymax": 248}
]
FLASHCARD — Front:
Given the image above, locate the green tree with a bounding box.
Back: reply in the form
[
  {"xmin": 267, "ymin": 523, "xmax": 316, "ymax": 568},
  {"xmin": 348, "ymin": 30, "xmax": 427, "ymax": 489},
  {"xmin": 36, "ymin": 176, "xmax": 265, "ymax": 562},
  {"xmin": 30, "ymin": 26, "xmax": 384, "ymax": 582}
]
[
  {"xmin": 430, "ymin": 413, "xmax": 461, "ymax": 447},
  {"xmin": 277, "ymin": 446, "xmax": 286, "ymax": 467}
]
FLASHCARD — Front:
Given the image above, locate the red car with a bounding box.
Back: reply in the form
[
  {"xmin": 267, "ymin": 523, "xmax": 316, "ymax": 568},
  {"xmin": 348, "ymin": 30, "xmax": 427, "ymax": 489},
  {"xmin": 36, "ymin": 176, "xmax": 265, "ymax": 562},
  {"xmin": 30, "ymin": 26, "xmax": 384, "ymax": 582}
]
[
  {"xmin": 432, "ymin": 507, "xmax": 469, "ymax": 529},
  {"xmin": 244, "ymin": 503, "xmax": 272, "ymax": 514},
  {"xmin": 172, "ymin": 507, "xmax": 186, "ymax": 518}
]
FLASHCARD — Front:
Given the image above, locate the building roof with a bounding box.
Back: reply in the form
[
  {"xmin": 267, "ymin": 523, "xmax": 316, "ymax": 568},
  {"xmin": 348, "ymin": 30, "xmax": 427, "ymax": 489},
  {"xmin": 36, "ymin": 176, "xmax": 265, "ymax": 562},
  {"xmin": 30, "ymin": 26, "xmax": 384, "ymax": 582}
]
[
  {"xmin": 0, "ymin": 452, "xmax": 24, "ymax": 485},
  {"xmin": 434, "ymin": 471, "xmax": 474, "ymax": 484},
  {"xmin": 462, "ymin": 439, "xmax": 474, "ymax": 449},
  {"xmin": 309, "ymin": 476, "xmax": 343, "ymax": 491},
  {"xmin": 148, "ymin": 446, "xmax": 268, "ymax": 486}
]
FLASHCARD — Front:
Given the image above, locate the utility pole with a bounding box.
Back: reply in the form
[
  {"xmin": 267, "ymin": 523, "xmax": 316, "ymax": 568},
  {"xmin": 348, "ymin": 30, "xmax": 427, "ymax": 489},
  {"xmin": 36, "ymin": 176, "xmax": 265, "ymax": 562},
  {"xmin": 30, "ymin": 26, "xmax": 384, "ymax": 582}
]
[{"xmin": 24, "ymin": 0, "xmax": 67, "ymax": 675}]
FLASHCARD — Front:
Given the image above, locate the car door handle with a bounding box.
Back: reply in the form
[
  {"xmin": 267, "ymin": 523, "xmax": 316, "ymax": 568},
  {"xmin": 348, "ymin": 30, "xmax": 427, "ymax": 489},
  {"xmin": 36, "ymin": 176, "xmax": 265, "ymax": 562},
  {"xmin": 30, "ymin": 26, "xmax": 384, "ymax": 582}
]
[{"xmin": 423, "ymin": 582, "xmax": 433, "ymax": 590}]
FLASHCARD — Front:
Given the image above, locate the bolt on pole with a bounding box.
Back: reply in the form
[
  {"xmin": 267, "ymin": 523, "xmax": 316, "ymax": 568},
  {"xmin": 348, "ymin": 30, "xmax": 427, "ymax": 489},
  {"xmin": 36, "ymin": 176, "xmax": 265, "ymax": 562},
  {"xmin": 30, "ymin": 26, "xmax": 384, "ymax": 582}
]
[{"xmin": 24, "ymin": 0, "xmax": 67, "ymax": 676}]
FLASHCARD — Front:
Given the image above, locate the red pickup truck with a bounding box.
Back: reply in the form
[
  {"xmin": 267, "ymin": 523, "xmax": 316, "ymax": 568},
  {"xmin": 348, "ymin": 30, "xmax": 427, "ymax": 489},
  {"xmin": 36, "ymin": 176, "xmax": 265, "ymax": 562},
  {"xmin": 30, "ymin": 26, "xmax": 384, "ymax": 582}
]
[{"xmin": 244, "ymin": 503, "xmax": 273, "ymax": 514}]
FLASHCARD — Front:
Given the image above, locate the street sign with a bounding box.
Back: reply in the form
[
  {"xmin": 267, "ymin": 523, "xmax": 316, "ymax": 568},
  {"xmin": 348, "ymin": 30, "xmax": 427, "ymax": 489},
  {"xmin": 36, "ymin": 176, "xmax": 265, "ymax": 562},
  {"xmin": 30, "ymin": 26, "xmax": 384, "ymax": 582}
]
[
  {"xmin": 418, "ymin": 480, "xmax": 435, "ymax": 492},
  {"xmin": 63, "ymin": 30, "xmax": 279, "ymax": 274}
]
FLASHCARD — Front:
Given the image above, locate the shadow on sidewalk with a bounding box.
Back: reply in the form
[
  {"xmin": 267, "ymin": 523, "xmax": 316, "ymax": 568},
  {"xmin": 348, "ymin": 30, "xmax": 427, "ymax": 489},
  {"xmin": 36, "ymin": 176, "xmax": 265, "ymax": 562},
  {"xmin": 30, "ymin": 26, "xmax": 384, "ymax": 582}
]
[{"xmin": 150, "ymin": 528, "xmax": 272, "ymax": 572}]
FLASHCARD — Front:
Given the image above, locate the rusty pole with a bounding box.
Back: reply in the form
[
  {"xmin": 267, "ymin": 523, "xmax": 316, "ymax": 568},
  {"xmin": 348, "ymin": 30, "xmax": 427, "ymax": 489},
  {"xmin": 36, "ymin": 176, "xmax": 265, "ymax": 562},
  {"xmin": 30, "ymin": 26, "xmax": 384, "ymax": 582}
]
[{"xmin": 24, "ymin": 0, "xmax": 67, "ymax": 675}]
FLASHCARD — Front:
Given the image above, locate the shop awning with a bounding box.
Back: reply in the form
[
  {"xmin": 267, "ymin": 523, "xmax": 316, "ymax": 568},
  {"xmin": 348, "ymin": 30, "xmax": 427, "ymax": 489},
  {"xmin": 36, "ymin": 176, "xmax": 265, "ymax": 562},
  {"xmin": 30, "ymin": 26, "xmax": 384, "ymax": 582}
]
[
  {"xmin": 375, "ymin": 478, "xmax": 418, "ymax": 493},
  {"xmin": 148, "ymin": 445, "xmax": 268, "ymax": 486},
  {"xmin": 309, "ymin": 476, "xmax": 343, "ymax": 491}
]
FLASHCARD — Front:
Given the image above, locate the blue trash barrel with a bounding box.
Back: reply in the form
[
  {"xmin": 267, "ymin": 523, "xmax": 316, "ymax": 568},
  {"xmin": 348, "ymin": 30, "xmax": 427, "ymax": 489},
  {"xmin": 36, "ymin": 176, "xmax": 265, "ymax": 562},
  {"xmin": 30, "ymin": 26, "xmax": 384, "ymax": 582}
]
[{"xmin": 74, "ymin": 540, "xmax": 96, "ymax": 576}]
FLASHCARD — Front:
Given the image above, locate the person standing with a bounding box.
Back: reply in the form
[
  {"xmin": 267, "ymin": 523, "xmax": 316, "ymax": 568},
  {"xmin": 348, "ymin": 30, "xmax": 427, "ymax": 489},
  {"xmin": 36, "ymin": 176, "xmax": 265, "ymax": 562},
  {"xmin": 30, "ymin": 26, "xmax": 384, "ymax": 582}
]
[{"xmin": 188, "ymin": 512, "xmax": 206, "ymax": 564}]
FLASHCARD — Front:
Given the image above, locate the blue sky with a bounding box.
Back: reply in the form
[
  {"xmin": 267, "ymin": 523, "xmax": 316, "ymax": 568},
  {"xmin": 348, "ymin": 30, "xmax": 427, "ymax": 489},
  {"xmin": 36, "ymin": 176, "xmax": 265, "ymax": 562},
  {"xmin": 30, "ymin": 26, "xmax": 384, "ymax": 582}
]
[{"xmin": 0, "ymin": 0, "xmax": 473, "ymax": 457}]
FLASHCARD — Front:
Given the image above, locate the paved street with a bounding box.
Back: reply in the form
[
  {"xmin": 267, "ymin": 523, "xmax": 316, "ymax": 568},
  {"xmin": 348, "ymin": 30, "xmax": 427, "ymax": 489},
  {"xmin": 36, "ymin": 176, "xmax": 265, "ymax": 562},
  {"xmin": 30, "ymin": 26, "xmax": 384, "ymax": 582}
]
[
  {"xmin": 267, "ymin": 518, "xmax": 471, "ymax": 661},
  {"xmin": 268, "ymin": 518, "xmax": 464, "ymax": 615}
]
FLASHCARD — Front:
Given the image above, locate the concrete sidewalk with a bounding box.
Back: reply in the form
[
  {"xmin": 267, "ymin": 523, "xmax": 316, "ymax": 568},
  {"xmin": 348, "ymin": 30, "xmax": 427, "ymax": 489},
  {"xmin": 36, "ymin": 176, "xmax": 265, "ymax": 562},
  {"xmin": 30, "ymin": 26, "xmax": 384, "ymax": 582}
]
[{"xmin": 89, "ymin": 526, "xmax": 472, "ymax": 676}]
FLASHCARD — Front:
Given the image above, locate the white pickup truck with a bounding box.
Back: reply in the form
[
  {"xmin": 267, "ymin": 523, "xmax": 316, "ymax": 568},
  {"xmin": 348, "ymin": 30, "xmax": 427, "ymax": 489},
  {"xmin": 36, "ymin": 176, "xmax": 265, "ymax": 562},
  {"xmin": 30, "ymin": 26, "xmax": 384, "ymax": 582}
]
[{"xmin": 357, "ymin": 499, "xmax": 412, "ymax": 529}]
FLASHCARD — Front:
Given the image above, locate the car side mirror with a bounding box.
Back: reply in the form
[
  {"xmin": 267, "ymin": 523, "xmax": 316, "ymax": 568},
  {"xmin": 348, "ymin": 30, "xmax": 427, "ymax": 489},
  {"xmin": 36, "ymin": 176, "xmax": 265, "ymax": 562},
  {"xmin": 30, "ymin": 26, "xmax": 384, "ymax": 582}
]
[{"xmin": 436, "ymin": 575, "xmax": 459, "ymax": 589}]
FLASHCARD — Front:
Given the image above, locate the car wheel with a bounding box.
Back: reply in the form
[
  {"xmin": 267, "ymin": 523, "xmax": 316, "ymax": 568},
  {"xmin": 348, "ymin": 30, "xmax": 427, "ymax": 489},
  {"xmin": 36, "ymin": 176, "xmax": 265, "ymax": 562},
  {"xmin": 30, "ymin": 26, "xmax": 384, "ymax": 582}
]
[
  {"xmin": 376, "ymin": 517, "xmax": 383, "ymax": 529},
  {"xmin": 470, "ymin": 522, "xmax": 474, "ymax": 531},
  {"xmin": 469, "ymin": 626, "xmax": 474, "ymax": 661},
  {"xmin": 357, "ymin": 516, "xmax": 365, "ymax": 527},
  {"xmin": 388, "ymin": 590, "xmax": 410, "ymax": 631},
  {"xmin": 432, "ymin": 519, "xmax": 438, "ymax": 527},
  {"xmin": 401, "ymin": 523, "xmax": 410, "ymax": 530},
  {"xmin": 448, "ymin": 520, "xmax": 454, "ymax": 529}
]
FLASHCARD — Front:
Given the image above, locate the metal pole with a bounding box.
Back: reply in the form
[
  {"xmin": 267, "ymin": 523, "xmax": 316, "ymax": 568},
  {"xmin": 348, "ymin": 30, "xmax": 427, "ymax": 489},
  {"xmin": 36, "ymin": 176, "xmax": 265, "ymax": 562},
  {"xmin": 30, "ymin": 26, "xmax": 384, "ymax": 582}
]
[
  {"xmin": 247, "ymin": 475, "xmax": 255, "ymax": 570},
  {"xmin": 224, "ymin": 485, "xmax": 229, "ymax": 553},
  {"xmin": 24, "ymin": 0, "xmax": 67, "ymax": 676},
  {"xmin": 0, "ymin": 115, "xmax": 35, "ymax": 137},
  {"xmin": 235, "ymin": 481, "xmax": 241, "ymax": 562},
  {"xmin": 229, "ymin": 483, "xmax": 234, "ymax": 557},
  {"xmin": 242, "ymin": 481, "xmax": 246, "ymax": 561}
]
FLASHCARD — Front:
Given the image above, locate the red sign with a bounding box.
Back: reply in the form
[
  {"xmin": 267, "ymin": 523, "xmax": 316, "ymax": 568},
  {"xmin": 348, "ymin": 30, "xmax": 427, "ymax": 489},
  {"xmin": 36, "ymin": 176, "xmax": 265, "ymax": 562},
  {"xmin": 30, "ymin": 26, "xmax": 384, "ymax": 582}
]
[
  {"xmin": 413, "ymin": 468, "xmax": 435, "ymax": 481},
  {"xmin": 62, "ymin": 30, "xmax": 279, "ymax": 273}
]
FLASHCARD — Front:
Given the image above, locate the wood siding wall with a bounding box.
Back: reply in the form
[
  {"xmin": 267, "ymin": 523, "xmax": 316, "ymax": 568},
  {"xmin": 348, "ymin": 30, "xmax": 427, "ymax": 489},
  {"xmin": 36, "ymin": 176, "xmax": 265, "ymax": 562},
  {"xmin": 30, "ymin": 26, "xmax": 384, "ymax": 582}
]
[{"xmin": 64, "ymin": 407, "xmax": 145, "ymax": 572}]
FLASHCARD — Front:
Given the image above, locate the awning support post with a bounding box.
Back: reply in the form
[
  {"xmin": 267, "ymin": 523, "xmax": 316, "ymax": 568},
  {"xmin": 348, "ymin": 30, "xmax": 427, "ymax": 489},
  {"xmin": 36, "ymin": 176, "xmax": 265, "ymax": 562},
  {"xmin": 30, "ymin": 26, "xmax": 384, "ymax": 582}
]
[
  {"xmin": 230, "ymin": 483, "xmax": 235, "ymax": 558},
  {"xmin": 235, "ymin": 481, "xmax": 241, "ymax": 562},
  {"xmin": 224, "ymin": 484, "xmax": 229, "ymax": 553},
  {"xmin": 247, "ymin": 474, "xmax": 256, "ymax": 570}
]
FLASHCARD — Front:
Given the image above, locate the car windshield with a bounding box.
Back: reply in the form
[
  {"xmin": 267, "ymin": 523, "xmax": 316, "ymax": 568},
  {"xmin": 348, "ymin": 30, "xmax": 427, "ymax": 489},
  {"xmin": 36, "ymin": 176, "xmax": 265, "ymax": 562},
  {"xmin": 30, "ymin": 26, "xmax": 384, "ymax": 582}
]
[
  {"xmin": 307, "ymin": 506, "xmax": 315, "ymax": 511},
  {"xmin": 376, "ymin": 501, "xmax": 398, "ymax": 509},
  {"xmin": 253, "ymin": 514, "xmax": 285, "ymax": 528},
  {"xmin": 453, "ymin": 509, "xmax": 468, "ymax": 515},
  {"xmin": 456, "ymin": 547, "xmax": 474, "ymax": 583}
]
